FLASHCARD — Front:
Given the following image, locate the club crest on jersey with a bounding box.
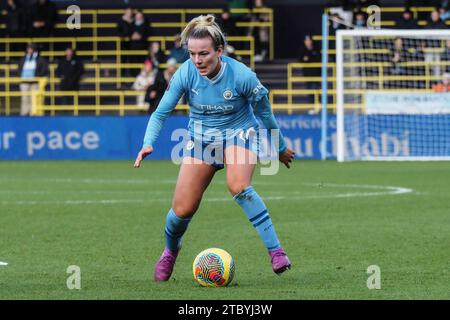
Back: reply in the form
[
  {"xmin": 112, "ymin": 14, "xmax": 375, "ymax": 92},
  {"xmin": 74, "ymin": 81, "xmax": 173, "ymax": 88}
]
[
  {"xmin": 186, "ymin": 140, "xmax": 195, "ymax": 150},
  {"xmin": 223, "ymin": 90, "xmax": 233, "ymax": 100}
]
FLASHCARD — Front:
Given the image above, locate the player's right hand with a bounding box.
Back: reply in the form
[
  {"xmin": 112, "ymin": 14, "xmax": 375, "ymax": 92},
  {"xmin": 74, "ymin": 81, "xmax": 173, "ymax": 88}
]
[{"xmin": 134, "ymin": 146, "xmax": 154, "ymax": 168}]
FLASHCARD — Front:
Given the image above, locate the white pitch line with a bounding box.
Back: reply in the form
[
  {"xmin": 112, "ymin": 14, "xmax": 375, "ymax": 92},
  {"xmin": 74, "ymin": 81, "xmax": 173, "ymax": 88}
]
[
  {"xmin": 0, "ymin": 261, "xmax": 8, "ymax": 266},
  {"xmin": 0, "ymin": 199, "xmax": 147, "ymax": 205},
  {"xmin": 0, "ymin": 177, "xmax": 325, "ymax": 186},
  {"xmin": 0, "ymin": 177, "xmax": 417, "ymax": 190},
  {"xmin": 0, "ymin": 183, "xmax": 414, "ymax": 205},
  {"xmin": 0, "ymin": 190, "xmax": 169, "ymax": 195},
  {"xmin": 284, "ymin": 183, "xmax": 414, "ymax": 197},
  {"xmin": 0, "ymin": 177, "xmax": 153, "ymax": 184},
  {"xmin": 0, "ymin": 183, "xmax": 413, "ymax": 197}
]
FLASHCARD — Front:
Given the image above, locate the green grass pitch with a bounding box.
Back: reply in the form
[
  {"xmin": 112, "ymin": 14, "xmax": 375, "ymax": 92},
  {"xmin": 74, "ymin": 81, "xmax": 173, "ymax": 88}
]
[{"xmin": 0, "ymin": 160, "xmax": 449, "ymax": 299}]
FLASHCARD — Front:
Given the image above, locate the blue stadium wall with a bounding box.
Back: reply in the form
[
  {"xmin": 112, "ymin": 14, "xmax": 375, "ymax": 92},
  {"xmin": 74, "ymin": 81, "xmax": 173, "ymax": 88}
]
[
  {"xmin": 0, "ymin": 115, "xmax": 336, "ymax": 160},
  {"xmin": 2, "ymin": 115, "xmax": 447, "ymax": 160},
  {"xmin": 3, "ymin": 114, "xmax": 445, "ymax": 160}
]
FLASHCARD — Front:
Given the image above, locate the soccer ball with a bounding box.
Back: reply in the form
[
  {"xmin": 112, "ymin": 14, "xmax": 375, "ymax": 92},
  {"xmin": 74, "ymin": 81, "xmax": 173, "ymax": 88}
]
[{"xmin": 193, "ymin": 248, "xmax": 235, "ymax": 287}]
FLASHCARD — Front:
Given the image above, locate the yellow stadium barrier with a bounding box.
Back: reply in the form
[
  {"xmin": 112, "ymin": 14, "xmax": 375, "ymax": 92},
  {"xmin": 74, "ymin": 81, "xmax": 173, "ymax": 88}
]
[
  {"xmin": 0, "ymin": 7, "xmax": 273, "ymax": 60},
  {"xmin": 36, "ymin": 91, "xmax": 189, "ymax": 116},
  {"xmin": 0, "ymin": 77, "xmax": 47, "ymax": 116},
  {"xmin": 324, "ymin": 6, "xmax": 450, "ymax": 28},
  {"xmin": 285, "ymin": 60, "xmax": 450, "ymax": 113},
  {"xmin": 0, "ymin": 36, "xmax": 254, "ymax": 66},
  {"xmin": 0, "ymin": 83, "xmax": 189, "ymax": 116}
]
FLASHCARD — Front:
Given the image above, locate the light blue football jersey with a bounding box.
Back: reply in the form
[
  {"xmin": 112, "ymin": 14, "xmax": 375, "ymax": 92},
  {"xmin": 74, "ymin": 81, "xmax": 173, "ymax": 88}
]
[{"xmin": 143, "ymin": 55, "xmax": 286, "ymax": 151}]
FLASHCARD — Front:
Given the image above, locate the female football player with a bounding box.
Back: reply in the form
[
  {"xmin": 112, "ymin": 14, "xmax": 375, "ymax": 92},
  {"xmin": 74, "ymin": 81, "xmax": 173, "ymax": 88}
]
[{"xmin": 134, "ymin": 14, "xmax": 295, "ymax": 281}]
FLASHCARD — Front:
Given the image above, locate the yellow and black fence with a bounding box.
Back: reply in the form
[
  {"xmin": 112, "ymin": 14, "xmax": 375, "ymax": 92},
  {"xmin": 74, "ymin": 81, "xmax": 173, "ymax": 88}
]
[
  {"xmin": 2, "ymin": 58, "xmax": 449, "ymax": 116},
  {"xmin": 0, "ymin": 7, "xmax": 274, "ymax": 60},
  {"xmin": 0, "ymin": 35, "xmax": 255, "ymax": 68},
  {"xmin": 276, "ymin": 58, "xmax": 450, "ymax": 114},
  {"xmin": 0, "ymin": 76, "xmax": 189, "ymax": 116},
  {"xmin": 325, "ymin": 6, "xmax": 450, "ymax": 28}
]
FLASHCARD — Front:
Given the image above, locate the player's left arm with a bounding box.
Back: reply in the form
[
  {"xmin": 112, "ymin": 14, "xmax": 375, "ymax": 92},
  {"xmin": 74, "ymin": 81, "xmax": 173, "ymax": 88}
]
[{"xmin": 241, "ymin": 72, "xmax": 295, "ymax": 168}]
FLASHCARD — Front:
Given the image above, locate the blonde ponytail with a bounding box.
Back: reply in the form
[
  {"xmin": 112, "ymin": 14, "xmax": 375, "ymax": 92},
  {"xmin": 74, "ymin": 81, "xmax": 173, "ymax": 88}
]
[{"xmin": 181, "ymin": 14, "xmax": 226, "ymax": 50}]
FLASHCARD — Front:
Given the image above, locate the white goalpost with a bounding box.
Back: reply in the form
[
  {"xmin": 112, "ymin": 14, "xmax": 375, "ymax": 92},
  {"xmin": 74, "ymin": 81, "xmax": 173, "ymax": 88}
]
[{"xmin": 336, "ymin": 29, "xmax": 450, "ymax": 162}]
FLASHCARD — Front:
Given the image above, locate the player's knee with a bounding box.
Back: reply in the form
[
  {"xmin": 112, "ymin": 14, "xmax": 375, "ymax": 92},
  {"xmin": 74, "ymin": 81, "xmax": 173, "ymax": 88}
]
[
  {"xmin": 172, "ymin": 202, "xmax": 198, "ymax": 218},
  {"xmin": 227, "ymin": 182, "xmax": 249, "ymax": 197}
]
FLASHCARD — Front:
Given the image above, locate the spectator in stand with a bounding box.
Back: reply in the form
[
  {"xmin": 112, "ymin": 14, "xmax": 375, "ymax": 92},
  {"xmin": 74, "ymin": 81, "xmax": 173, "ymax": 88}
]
[
  {"xmin": 228, "ymin": 0, "xmax": 253, "ymax": 26},
  {"xmin": 144, "ymin": 58, "xmax": 178, "ymax": 115},
  {"xmin": 130, "ymin": 10, "xmax": 151, "ymax": 49},
  {"xmin": 353, "ymin": 11, "xmax": 367, "ymax": 29},
  {"xmin": 217, "ymin": 8, "xmax": 235, "ymax": 37},
  {"xmin": 425, "ymin": 9, "xmax": 448, "ymax": 29},
  {"xmin": 389, "ymin": 37, "xmax": 412, "ymax": 76},
  {"xmin": 228, "ymin": 0, "xmax": 253, "ymax": 50},
  {"xmin": 248, "ymin": 0, "xmax": 270, "ymax": 62},
  {"xmin": 329, "ymin": 13, "xmax": 348, "ymax": 36},
  {"xmin": 328, "ymin": 12, "xmax": 348, "ymax": 51},
  {"xmin": 441, "ymin": 39, "xmax": 450, "ymax": 73},
  {"xmin": 132, "ymin": 60, "xmax": 157, "ymax": 108},
  {"xmin": 424, "ymin": 10, "xmax": 447, "ymax": 76},
  {"xmin": 6, "ymin": 0, "xmax": 26, "ymax": 37},
  {"xmin": 299, "ymin": 35, "xmax": 321, "ymax": 65},
  {"xmin": 410, "ymin": 40, "xmax": 426, "ymax": 78},
  {"xmin": 28, "ymin": 0, "xmax": 58, "ymax": 37},
  {"xmin": 145, "ymin": 41, "xmax": 167, "ymax": 70},
  {"xmin": 298, "ymin": 34, "xmax": 321, "ymax": 106},
  {"xmin": 129, "ymin": 10, "xmax": 152, "ymax": 71},
  {"xmin": 404, "ymin": 1, "xmax": 434, "ymax": 20},
  {"xmin": 439, "ymin": 6, "xmax": 450, "ymax": 21},
  {"xmin": 117, "ymin": 7, "xmax": 135, "ymax": 38},
  {"xmin": 17, "ymin": 43, "xmax": 49, "ymax": 115},
  {"xmin": 56, "ymin": 47, "xmax": 85, "ymax": 105},
  {"xmin": 117, "ymin": 8, "xmax": 134, "ymax": 76},
  {"xmin": 412, "ymin": 40, "xmax": 426, "ymax": 59},
  {"xmin": 396, "ymin": 8, "xmax": 419, "ymax": 29},
  {"xmin": 352, "ymin": 0, "xmax": 380, "ymax": 22},
  {"xmin": 432, "ymin": 72, "xmax": 450, "ymax": 92},
  {"xmin": 117, "ymin": 8, "xmax": 134, "ymax": 69},
  {"xmin": 168, "ymin": 34, "xmax": 189, "ymax": 63},
  {"xmin": 5, "ymin": 0, "xmax": 27, "ymax": 56}
]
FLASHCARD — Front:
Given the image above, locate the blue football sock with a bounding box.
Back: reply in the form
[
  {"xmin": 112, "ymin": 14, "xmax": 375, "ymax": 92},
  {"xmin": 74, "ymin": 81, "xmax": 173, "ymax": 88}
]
[
  {"xmin": 164, "ymin": 208, "xmax": 191, "ymax": 252},
  {"xmin": 233, "ymin": 186, "xmax": 281, "ymax": 251}
]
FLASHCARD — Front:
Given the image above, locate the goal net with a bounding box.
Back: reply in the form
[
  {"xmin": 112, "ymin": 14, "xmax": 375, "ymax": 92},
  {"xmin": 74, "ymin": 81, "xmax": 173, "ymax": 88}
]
[{"xmin": 336, "ymin": 29, "xmax": 450, "ymax": 161}]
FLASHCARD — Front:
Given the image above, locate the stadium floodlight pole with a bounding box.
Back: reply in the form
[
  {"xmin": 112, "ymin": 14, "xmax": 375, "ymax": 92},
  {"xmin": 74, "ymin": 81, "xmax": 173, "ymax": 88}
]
[{"xmin": 321, "ymin": 13, "xmax": 328, "ymax": 161}]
